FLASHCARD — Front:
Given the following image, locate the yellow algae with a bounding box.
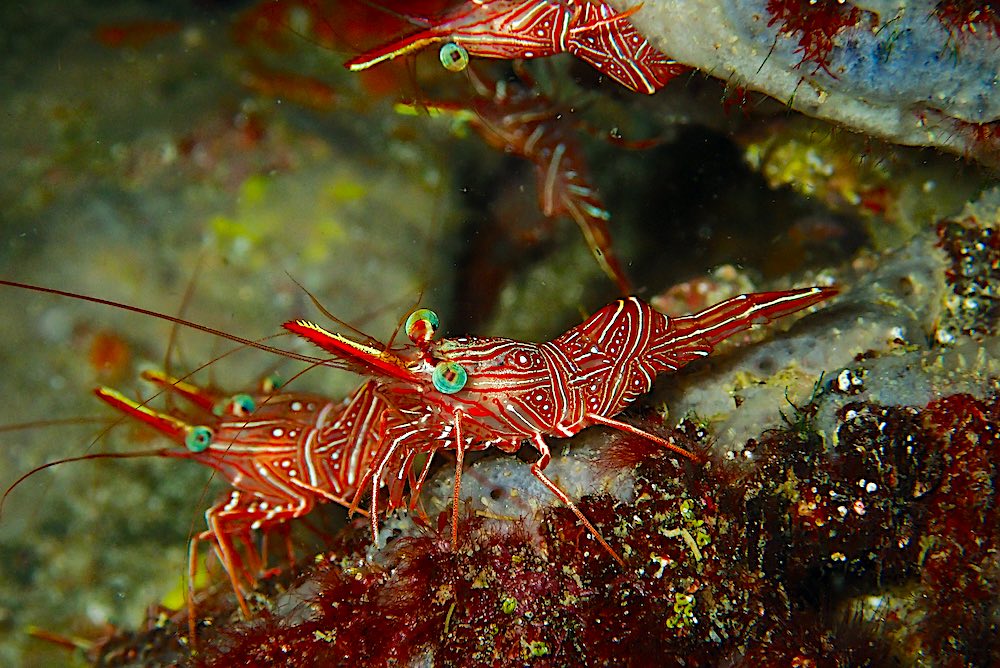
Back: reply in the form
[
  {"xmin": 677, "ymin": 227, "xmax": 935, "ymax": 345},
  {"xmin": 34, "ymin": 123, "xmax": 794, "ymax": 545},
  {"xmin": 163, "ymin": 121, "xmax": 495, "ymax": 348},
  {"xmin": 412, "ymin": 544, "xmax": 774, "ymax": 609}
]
[
  {"xmin": 209, "ymin": 213, "xmax": 268, "ymax": 263},
  {"xmin": 301, "ymin": 217, "xmax": 347, "ymax": 263},
  {"xmin": 730, "ymin": 369, "xmax": 765, "ymax": 392},
  {"xmin": 395, "ymin": 101, "xmax": 474, "ymax": 138},
  {"xmin": 744, "ymin": 124, "xmax": 891, "ymax": 210},
  {"xmin": 665, "ymin": 591, "xmax": 697, "ymax": 629},
  {"xmin": 324, "ymin": 177, "xmax": 366, "ymax": 203},
  {"xmin": 206, "ymin": 170, "xmax": 370, "ymax": 270},
  {"xmin": 742, "ymin": 118, "xmax": 990, "ymax": 249},
  {"xmin": 160, "ymin": 552, "xmax": 210, "ymax": 611},
  {"xmin": 239, "ymin": 173, "xmax": 270, "ymax": 206}
]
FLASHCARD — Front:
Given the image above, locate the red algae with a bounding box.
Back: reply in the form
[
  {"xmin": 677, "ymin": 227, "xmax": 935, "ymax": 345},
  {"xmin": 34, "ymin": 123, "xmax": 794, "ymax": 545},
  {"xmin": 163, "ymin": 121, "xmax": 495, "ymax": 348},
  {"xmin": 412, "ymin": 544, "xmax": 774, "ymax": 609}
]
[
  {"xmin": 200, "ymin": 517, "xmax": 593, "ymax": 666},
  {"xmin": 952, "ymin": 118, "xmax": 1000, "ymax": 166},
  {"xmin": 934, "ymin": 1, "xmax": 1000, "ymax": 40},
  {"xmin": 87, "ymin": 330, "xmax": 133, "ymax": 382},
  {"xmin": 240, "ymin": 66, "xmax": 340, "ymax": 112},
  {"xmin": 93, "ymin": 20, "xmax": 182, "ymax": 49},
  {"xmin": 917, "ymin": 394, "xmax": 1000, "ymax": 663},
  {"xmin": 766, "ymin": 0, "xmax": 874, "ymax": 75}
]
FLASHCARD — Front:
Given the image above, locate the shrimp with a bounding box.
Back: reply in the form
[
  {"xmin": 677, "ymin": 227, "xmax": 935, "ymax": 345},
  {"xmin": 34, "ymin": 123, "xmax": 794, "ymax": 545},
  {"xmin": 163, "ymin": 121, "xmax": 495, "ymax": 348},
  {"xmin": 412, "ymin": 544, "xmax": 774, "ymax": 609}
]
[
  {"xmin": 0, "ymin": 279, "xmax": 383, "ymax": 639},
  {"xmin": 285, "ymin": 286, "xmax": 838, "ymax": 563},
  {"xmin": 345, "ymin": 0, "xmax": 688, "ymax": 94},
  {"xmin": 402, "ymin": 68, "xmax": 634, "ymax": 293}
]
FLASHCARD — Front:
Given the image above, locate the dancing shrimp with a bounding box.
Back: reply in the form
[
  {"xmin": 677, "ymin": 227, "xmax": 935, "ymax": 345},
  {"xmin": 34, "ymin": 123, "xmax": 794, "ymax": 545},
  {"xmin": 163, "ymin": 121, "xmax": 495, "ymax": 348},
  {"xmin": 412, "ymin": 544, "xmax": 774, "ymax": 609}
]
[
  {"xmin": 93, "ymin": 374, "xmax": 385, "ymax": 620},
  {"xmin": 286, "ymin": 286, "xmax": 838, "ymax": 563},
  {"xmin": 344, "ymin": 0, "xmax": 688, "ymax": 94},
  {"xmin": 0, "ymin": 279, "xmax": 384, "ymax": 631},
  {"xmin": 404, "ymin": 68, "xmax": 633, "ymax": 293},
  {"xmin": 2, "ymin": 278, "xmax": 834, "ymax": 634}
]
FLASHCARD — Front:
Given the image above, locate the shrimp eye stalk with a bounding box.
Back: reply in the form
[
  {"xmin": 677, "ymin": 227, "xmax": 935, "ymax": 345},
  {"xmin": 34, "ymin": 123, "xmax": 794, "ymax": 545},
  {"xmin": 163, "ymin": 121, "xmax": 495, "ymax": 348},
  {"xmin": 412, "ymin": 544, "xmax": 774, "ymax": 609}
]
[
  {"xmin": 231, "ymin": 394, "xmax": 256, "ymax": 416},
  {"xmin": 439, "ymin": 42, "xmax": 469, "ymax": 72},
  {"xmin": 406, "ymin": 308, "xmax": 440, "ymax": 345},
  {"xmin": 213, "ymin": 393, "xmax": 256, "ymax": 417},
  {"xmin": 185, "ymin": 425, "xmax": 214, "ymax": 453},
  {"xmin": 432, "ymin": 361, "xmax": 467, "ymax": 394}
]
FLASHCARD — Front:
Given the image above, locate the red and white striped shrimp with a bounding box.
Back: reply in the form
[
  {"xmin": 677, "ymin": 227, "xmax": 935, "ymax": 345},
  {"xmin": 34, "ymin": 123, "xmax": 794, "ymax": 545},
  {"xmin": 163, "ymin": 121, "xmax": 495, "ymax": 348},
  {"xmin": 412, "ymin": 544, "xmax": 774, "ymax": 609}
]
[
  {"xmin": 1, "ymin": 277, "xmax": 835, "ymax": 629},
  {"xmin": 93, "ymin": 372, "xmax": 385, "ymax": 620},
  {"xmin": 286, "ymin": 286, "xmax": 838, "ymax": 563},
  {"xmin": 0, "ymin": 279, "xmax": 384, "ymax": 631},
  {"xmin": 345, "ymin": 0, "xmax": 688, "ymax": 94},
  {"xmin": 408, "ymin": 68, "xmax": 633, "ymax": 293}
]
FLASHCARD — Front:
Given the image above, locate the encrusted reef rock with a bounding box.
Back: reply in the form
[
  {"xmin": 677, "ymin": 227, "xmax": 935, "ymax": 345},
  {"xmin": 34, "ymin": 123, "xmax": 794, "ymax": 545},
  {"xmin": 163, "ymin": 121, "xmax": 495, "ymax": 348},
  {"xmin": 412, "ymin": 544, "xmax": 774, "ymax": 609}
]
[{"xmin": 613, "ymin": 0, "xmax": 1000, "ymax": 162}]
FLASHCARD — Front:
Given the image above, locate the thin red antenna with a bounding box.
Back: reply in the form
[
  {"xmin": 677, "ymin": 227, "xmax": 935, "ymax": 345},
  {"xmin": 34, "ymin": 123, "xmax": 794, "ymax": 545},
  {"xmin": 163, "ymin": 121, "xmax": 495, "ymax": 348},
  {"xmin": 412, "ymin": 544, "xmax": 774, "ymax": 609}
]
[
  {"xmin": 162, "ymin": 251, "xmax": 206, "ymax": 409},
  {"xmin": 0, "ymin": 279, "xmax": 330, "ymax": 368},
  {"xmin": 0, "ymin": 417, "xmax": 114, "ymax": 433},
  {"xmin": 285, "ymin": 273, "xmax": 384, "ymax": 346},
  {"xmin": 1, "ymin": 449, "xmax": 171, "ymax": 518},
  {"xmin": 356, "ymin": 0, "xmax": 433, "ymax": 29}
]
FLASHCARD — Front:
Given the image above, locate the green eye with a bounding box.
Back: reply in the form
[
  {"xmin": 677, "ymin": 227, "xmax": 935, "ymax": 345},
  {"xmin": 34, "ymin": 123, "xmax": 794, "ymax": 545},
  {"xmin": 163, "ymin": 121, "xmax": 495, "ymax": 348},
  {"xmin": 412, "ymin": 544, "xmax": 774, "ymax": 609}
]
[
  {"xmin": 405, "ymin": 308, "xmax": 439, "ymax": 344},
  {"xmin": 231, "ymin": 394, "xmax": 256, "ymax": 417},
  {"xmin": 185, "ymin": 425, "xmax": 214, "ymax": 453},
  {"xmin": 261, "ymin": 374, "xmax": 283, "ymax": 393},
  {"xmin": 212, "ymin": 394, "xmax": 256, "ymax": 417},
  {"xmin": 432, "ymin": 361, "xmax": 467, "ymax": 394},
  {"xmin": 439, "ymin": 42, "xmax": 469, "ymax": 72}
]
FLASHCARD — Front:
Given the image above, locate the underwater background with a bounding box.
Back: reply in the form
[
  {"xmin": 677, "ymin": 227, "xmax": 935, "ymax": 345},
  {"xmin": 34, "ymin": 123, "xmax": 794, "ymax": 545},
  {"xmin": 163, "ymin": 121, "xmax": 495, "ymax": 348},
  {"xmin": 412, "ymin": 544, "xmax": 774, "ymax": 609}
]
[{"xmin": 0, "ymin": 1, "xmax": 997, "ymax": 665}]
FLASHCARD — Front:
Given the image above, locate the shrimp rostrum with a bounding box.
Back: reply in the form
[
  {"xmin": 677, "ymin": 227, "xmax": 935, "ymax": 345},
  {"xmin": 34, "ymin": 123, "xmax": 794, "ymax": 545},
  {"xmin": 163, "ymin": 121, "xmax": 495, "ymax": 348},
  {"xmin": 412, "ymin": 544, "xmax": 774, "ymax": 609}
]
[{"xmin": 286, "ymin": 286, "xmax": 837, "ymax": 564}]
